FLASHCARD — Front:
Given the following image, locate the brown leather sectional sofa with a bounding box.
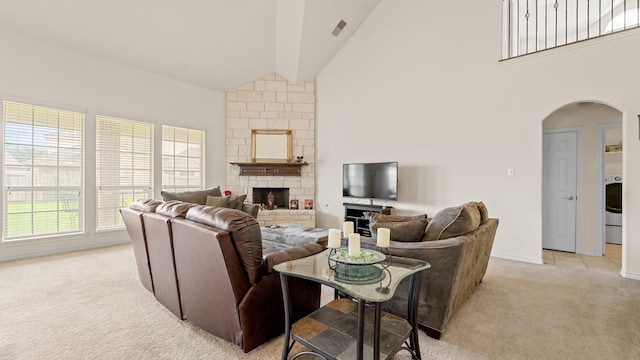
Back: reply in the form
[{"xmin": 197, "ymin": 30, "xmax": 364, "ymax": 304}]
[{"xmin": 120, "ymin": 199, "xmax": 324, "ymax": 352}]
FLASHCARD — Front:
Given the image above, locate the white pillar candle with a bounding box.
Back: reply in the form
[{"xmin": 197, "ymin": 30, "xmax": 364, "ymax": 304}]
[
  {"xmin": 376, "ymin": 227, "xmax": 390, "ymax": 248},
  {"xmin": 343, "ymin": 221, "xmax": 354, "ymax": 236},
  {"xmin": 328, "ymin": 229, "xmax": 342, "ymax": 248},
  {"xmin": 348, "ymin": 233, "xmax": 361, "ymax": 257}
]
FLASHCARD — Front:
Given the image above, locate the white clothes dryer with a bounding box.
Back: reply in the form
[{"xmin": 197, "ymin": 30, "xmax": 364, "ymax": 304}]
[{"xmin": 604, "ymin": 175, "xmax": 622, "ymax": 244}]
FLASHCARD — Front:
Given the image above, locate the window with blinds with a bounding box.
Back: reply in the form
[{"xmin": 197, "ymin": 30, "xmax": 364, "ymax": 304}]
[
  {"xmin": 2, "ymin": 101, "xmax": 85, "ymax": 241},
  {"xmin": 96, "ymin": 116, "xmax": 154, "ymax": 231},
  {"xmin": 162, "ymin": 126, "xmax": 204, "ymax": 192}
]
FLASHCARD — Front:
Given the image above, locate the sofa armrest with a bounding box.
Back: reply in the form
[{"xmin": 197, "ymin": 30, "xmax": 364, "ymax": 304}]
[{"xmin": 264, "ymin": 243, "xmax": 324, "ymax": 272}]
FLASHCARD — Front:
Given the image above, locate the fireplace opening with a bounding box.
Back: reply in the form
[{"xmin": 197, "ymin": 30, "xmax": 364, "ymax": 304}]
[{"xmin": 253, "ymin": 188, "xmax": 290, "ymax": 210}]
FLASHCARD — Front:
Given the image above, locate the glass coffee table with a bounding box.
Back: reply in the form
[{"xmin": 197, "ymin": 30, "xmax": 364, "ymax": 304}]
[{"xmin": 275, "ymin": 248, "xmax": 430, "ymax": 360}]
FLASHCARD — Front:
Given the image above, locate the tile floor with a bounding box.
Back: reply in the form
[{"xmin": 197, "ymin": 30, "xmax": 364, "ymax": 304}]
[{"xmin": 543, "ymin": 243, "xmax": 622, "ymax": 273}]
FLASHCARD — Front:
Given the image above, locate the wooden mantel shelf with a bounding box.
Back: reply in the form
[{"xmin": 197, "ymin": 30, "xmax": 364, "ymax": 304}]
[{"xmin": 230, "ymin": 162, "xmax": 308, "ymax": 176}]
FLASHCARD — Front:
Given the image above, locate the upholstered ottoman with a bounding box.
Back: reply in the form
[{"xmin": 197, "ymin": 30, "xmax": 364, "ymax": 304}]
[{"xmin": 261, "ymin": 224, "xmax": 328, "ymax": 253}]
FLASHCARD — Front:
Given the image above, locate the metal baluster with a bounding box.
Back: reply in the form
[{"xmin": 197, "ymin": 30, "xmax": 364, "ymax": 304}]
[
  {"xmin": 536, "ymin": 0, "xmax": 538, "ymax": 51},
  {"xmin": 599, "ymin": 0, "xmax": 602, "ymax": 35},
  {"xmin": 524, "ymin": 1, "xmax": 529, "ymax": 53},
  {"xmin": 555, "ymin": 0, "xmax": 560, "ymax": 46},
  {"xmin": 546, "ymin": 0, "xmax": 549, "ymax": 49},
  {"xmin": 577, "ymin": 0, "xmax": 580, "ymax": 41},
  {"xmin": 587, "ymin": 0, "xmax": 591, "ymax": 38},
  {"xmin": 565, "ymin": 0, "xmax": 568, "ymax": 44}
]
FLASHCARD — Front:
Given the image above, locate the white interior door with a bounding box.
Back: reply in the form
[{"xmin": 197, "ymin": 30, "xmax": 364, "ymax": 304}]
[{"xmin": 543, "ymin": 131, "xmax": 578, "ymax": 252}]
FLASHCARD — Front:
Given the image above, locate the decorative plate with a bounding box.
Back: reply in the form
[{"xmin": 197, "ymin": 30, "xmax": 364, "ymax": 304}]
[{"xmin": 329, "ymin": 248, "xmax": 386, "ymax": 265}]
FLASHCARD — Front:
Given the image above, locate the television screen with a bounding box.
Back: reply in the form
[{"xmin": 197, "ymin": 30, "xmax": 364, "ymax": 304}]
[{"xmin": 342, "ymin": 162, "xmax": 398, "ymax": 201}]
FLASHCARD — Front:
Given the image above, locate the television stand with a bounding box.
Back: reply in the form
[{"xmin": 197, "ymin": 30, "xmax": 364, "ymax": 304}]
[{"xmin": 343, "ymin": 202, "xmax": 392, "ymax": 237}]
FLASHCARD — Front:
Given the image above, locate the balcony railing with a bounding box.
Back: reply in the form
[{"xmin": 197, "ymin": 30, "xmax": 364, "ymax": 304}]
[{"xmin": 502, "ymin": 0, "xmax": 640, "ymax": 59}]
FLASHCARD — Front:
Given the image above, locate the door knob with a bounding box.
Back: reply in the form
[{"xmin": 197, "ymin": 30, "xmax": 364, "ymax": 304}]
[{"xmin": 563, "ymin": 196, "xmax": 575, "ymax": 200}]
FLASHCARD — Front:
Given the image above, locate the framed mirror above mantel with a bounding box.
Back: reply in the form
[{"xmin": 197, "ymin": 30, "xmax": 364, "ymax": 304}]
[{"xmin": 252, "ymin": 129, "xmax": 292, "ymax": 163}]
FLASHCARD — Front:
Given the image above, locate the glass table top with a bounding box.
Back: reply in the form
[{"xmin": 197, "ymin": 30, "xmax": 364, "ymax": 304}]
[{"xmin": 274, "ymin": 248, "xmax": 430, "ymax": 303}]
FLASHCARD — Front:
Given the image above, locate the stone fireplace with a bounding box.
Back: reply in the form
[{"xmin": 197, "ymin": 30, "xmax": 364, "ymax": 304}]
[{"xmin": 225, "ymin": 73, "xmax": 317, "ymax": 227}]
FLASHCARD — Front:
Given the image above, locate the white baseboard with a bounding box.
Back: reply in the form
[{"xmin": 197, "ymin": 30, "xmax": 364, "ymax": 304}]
[
  {"xmin": 0, "ymin": 240, "xmax": 130, "ymax": 262},
  {"xmin": 620, "ymin": 270, "xmax": 640, "ymax": 280},
  {"xmin": 490, "ymin": 252, "xmax": 544, "ymax": 265}
]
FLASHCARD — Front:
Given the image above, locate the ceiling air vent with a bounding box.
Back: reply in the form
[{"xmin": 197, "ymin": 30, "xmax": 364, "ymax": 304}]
[{"xmin": 331, "ymin": 20, "xmax": 347, "ymax": 37}]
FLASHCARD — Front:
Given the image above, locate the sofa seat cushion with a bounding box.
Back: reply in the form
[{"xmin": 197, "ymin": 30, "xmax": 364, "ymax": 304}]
[
  {"xmin": 160, "ymin": 186, "xmax": 222, "ymax": 204},
  {"xmin": 424, "ymin": 201, "xmax": 488, "ymax": 241}
]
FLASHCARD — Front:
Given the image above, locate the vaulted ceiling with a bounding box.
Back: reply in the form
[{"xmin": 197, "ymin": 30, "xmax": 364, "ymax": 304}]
[{"xmin": 0, "ymin": 0, "xmax": 381, "ymax": 91}]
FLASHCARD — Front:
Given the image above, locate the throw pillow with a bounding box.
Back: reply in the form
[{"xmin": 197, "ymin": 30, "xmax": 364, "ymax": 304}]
[
  {"xmin": 228, "ymin": 194, "xmax": 247, "ymax": 210},
  {"xmin": 205, "ymin": 196, "xmax": 231, "ymax": 209},
  {"xmin": 424, "ymin": 201, "xmax": 485, "ymax": 241},
  {"xmin": 371, "ymin": 218, "xmax": 429, "ymax": 242},
  {"xmin": 369, "ymin": 213, "xmax": 427, "ymax": 225},
  {"xmin": 160, "ymin": 186, "xmax": 222, "ymax": 205}
]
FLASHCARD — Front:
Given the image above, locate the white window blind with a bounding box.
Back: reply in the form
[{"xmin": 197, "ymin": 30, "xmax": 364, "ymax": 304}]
[
  {"xmin": 162, "ymin": 126, "xmax": 204, "ymax": 192},
  {"xmin": 3, "ymin": 101, "xmax": 84, "ymax": 240},
  {"xmin": 96, "ymin": 116, "xmax": 154, "ymax": 231}
]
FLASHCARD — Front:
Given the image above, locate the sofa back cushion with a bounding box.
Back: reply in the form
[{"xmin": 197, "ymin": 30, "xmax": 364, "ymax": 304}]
[
  {"xmin": 371, "ymin": 218, "xmax": 429, "ymax": 242},
  {"xmin": 130, "ymin": 198, "xmax": 163, "ymax": 213},
  {"xmin": 186, "ymin": 206, "xmax": 264, "ymax": 284},
  {"xmin": 155, "ymin": 201, "xmax": 197, "ymax": 218},
  {"xmin": 424, "ymin": 201, "xmax": 488, "ymax": 241},
  {"xmin": 160, "ymin": 186, "xmax": 222, "ymax": 204}
]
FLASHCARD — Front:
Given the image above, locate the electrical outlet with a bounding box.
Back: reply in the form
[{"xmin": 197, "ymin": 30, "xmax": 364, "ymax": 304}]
[{"xmin": 507, "ymin": 168, "xmax": 515, "ymax": 177}]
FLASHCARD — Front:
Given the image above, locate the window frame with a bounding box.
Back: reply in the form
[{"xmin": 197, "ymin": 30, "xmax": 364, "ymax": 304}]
[
  {"xmin": 2, "ymin": 100, "xmax": 85, "ymax": 242},
  {"xmin": 161, "ymin": 125, "xmax": 205, "ymax": 193},
  {"xmin": 95, "ymin": 115, "xmax": 154, "ymax": 232}
]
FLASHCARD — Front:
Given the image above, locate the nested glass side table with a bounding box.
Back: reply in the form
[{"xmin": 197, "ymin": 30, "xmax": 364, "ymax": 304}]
[{"xmin": 275, "ymin": 249, "xmax": 430, "ymax": 360}]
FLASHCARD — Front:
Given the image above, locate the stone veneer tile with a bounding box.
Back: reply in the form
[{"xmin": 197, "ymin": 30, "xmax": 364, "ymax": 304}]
[{"xmin": 227, "ymin": 72, "xmax": 316, "ymax": 226}]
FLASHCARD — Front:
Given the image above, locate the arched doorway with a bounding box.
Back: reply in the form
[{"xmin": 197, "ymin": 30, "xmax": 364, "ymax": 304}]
[{"xmin": 542, "ymin": 102, "xmax": 622, "ymax": 269}]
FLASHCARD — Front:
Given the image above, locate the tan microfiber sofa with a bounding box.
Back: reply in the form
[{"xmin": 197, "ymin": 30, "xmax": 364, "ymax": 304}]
[
  {"xmin": 361, "ymin": 201, "xmax": 498, "ymax": 339},
  {"xmin": 120, "ymin": 199, "xmax": 323, "ymax": 352}
]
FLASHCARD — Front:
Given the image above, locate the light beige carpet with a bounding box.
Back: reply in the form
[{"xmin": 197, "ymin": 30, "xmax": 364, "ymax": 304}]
[{"xmin": 1, "ymin": 244, "xmax": 639, "ymax": 360}]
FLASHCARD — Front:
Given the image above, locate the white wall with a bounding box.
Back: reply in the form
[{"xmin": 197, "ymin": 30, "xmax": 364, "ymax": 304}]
[
  {"xmin": 314, "ymin": 0, "xmax": 640, "ymax": 279},
  {"xmin": 0, "ymin": 30, "xmax": 226, "ymax": 260}
]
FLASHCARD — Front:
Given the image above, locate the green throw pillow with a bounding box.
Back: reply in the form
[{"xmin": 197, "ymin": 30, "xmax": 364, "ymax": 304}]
[
  {"xmin": 205, "ymin": 196, "xmax": 231, "ymax": 209},
  {"xmin": 228, "ymin": 194, "xmax": 247, "ymax": 210}
]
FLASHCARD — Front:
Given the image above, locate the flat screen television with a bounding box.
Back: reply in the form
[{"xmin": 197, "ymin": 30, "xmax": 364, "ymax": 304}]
[{"xmin": 342, "ymin": 162, "xmax": 398, "ymax": 201}]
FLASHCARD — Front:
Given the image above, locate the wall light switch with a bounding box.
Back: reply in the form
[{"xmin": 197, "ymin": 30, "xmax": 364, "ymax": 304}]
[{"xmin": 507, "ymin": 168, "xmax": 515, "ymax": 177}]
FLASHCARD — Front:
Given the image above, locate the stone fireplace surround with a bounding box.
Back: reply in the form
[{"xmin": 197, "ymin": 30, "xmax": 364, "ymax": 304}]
[{"xmin": 225, "ymin": 73, "xmax": 316, "ymax": 227}]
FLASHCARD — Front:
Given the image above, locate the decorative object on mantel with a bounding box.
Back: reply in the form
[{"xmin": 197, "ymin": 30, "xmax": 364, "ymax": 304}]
[
  {"xmin": 230, "ymin": 161, "xmax": 308, "ymax": 176},
  {"xmin": 266, "ymin": 191, "xmax": 275, "ymax": 210},
  {"xmin": 304, "ymin": 199, "xmax": 314, "ymax": 210},
  {"xmin": 289, "ymin": 199, "xmax": 299, "ymax": 210},
  {"xmin": 293, "ymin": 156, "xmax": 304, "ymax": 163}
]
